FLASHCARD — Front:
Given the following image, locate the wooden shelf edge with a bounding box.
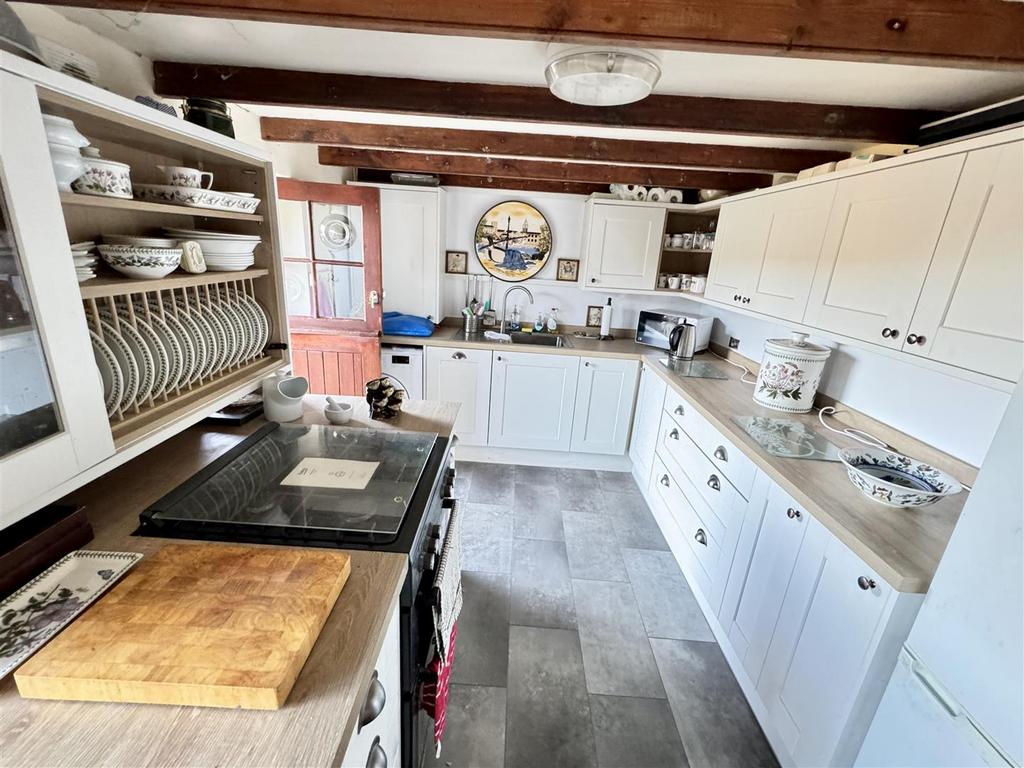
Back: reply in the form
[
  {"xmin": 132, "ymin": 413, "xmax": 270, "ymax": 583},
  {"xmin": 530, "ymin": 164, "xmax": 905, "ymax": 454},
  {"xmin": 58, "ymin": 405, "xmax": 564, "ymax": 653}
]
[
  {"xmin": 661, "ymin": 247, "xmax": 715, "ymax": 254},
  {"xmin": 59, "ymin": 192, "xmax": 265, "ymax": 222},
  {"xmin": 79, "ymin": 268, "xmax": 270, "ymax": 299}
]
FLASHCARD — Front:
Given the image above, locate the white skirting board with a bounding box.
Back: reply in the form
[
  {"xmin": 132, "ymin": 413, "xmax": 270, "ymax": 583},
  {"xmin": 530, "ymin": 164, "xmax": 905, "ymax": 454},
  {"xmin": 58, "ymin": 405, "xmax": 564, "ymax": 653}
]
[{"xmin": 453, "ymin": 444, "xmax": 632, "ymax": 471}]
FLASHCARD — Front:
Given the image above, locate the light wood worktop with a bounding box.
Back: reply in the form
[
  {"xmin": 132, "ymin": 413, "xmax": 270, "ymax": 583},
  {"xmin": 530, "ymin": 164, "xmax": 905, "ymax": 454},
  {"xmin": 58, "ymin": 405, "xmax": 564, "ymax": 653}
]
[
  {"xmin": 643, "ymin": 354, "xmax": 968, "ymax": 593},
  {"xmin": 381, "ymin": 326, "xmax": 650, "ymax": 360},
  {"xmin": 0, "ymin": 396, "xmax": 459, "ymax": 768}
]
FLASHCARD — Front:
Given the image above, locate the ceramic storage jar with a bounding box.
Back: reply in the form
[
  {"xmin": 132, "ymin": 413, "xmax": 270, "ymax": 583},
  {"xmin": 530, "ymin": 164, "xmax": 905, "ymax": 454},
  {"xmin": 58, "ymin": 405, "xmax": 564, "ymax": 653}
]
[{"xmin": 753, "ymin": 332, "xmax": 832, "ymax": 413}]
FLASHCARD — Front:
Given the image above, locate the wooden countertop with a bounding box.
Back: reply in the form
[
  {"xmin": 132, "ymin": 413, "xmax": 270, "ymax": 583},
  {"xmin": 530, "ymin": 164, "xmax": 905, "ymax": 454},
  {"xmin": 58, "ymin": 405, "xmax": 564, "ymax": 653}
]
[
  {"xmin": 381, "ymin": 327, "xmax": 650, "ymax": 360},
  {"xmin": 642, "ymin": 354, "xmax": 967, "ymax": 593},
  {"xmin": 0, "ymin": 395, "xmax": 459, "ymax": 768}
]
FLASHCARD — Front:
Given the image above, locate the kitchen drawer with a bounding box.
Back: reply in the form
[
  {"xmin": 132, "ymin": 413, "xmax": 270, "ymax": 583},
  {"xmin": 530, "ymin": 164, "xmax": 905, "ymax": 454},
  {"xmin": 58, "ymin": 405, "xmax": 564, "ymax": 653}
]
[
  {"xmin": 663, "ymin": 387, "xmax": 757, "ymax": 498},
  {"xmin": 660, "ymin": 419, "xmax": 742, "ymax": 543}
]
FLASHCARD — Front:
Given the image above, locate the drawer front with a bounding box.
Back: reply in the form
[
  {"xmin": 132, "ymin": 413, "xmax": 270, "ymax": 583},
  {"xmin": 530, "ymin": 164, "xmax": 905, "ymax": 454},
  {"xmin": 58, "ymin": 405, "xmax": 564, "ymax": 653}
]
[
  {"xmin": 651, "ymin": 453, "xmax": 710, "ymax": 598},
  {"xmin": 663, "ymin": 386, "xmax": 757, "ymax": 498},
  {"xmin": 660, "ymin": 419, "xmax": 741, "ymax": 542}
]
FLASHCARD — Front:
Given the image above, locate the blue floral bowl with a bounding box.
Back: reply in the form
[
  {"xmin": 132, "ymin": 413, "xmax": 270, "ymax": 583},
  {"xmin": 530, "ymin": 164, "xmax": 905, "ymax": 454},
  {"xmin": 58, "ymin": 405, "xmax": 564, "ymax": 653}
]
[{"xmin": 839, "ymin": 448, "xmax": 962, "ymax": 508}]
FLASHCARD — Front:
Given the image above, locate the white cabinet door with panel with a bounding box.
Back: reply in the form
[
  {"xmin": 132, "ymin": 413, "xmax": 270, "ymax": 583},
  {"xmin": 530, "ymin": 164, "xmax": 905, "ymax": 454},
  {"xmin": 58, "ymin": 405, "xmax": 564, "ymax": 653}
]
[
  {"xmin": 570, "ymin": 356, "xmax": 638, "ymax": 455},
  {"xmin": 0, "ymin": 73, "xmax": 115, "ymax": 524},
  {"xmin": 629, "ymin": 364, "xmax": 667, "ymax": 490},
  {"xmin": 378, "ymin": 187, "xmax": 442, "ymax": 320},
  {"xmin": 722, "ymin": 477, "xmax": 813, "ymax": 684},
  {"xmin": 583, "ymin": 202, "xmax": 665, "ymax": 290},
  {"xmin": 758, "ymin": 519, "xmax": 911, "ymax": 767},
  {"xmin": 489, "ymin": 351, "xmax": 579, "ymax": 451},
  {"xmin": 903, "ymin": 141, "xmax": 1023, "ymax": 381},
  {"xmin": 425, "ymin": 346, "xmax": 491, "ymax": 446},
  {"xmin": 707, "ymin": 182, "xmax": 836, "ymax": 321},
  {"xmin": 803, "ymin": 155, "xmax": 965, "ymax": 348}
]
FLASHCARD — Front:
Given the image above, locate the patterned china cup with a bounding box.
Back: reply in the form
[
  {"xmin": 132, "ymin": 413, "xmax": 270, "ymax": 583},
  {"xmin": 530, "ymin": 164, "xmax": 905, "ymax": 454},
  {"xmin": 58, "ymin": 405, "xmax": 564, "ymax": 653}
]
[{"xmin": 157, "ymin": 165, "xmax": 214, "ymax": 189}]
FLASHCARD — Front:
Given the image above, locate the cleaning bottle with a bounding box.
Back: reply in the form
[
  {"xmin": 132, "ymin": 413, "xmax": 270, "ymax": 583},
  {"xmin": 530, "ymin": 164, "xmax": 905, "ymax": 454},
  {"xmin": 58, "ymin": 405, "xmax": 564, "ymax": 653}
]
[{"xmin": 534, "ymin": 313, "xmax": 544, "ymax": 332}]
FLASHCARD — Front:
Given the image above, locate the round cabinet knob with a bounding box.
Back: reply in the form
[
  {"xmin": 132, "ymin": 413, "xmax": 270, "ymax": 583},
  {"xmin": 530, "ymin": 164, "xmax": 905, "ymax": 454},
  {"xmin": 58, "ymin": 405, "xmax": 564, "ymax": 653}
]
[
  {"xmin": 452, "ymin": 351, "xmax": 467, "ymax": 360},
  {"xmin": 694, "ymin": 528, "xmax": 708, "ymax": 546},
  {"xmin": 857, "ymin": 576, "xmax": 877, "ymax": 591},
  {"xmin": 713, "ymin": 446, "xmax": 728, "ymax": 462},
  {"xmin": 881, "ymin": 327, "xmax": 900, "ymax": 339},
  {"xmin": 591, "ymin": 278, "xmax": 598, "ymax": 283},
  {"xmin": 669, "ymin": 428, "xmax": 680, "ymax": 440},
  {"xmin": 733, "ymin": 294, "xmax": 740, "ymax": 301},
  {"xmin": 584, "ymin": 361, "xmax": 591, "ymax": 367},
  {"xmin": 786, "ymin": 507, "xmax": 802, "ymax": 520},
  {"xmin": 660, "ymin": 475, "xmax": 670, "ymax": 487},
  {"xmin": 496, "ymin": 355, "xmax": 503, "ymax": 362},
  {"xmin": 707, "ymin": 474, "xmax": 721, "ymax": 491},
  {"xmin": 742, "ymin": 297, "xmax": 751, "ymax": 304},
  {"xmin": 674, "ymin": 405, "xmax": 685, "ymax": 416},
  {"xmin": 906, "ymin": 333, "xmax": 926, "ymax": 345}
]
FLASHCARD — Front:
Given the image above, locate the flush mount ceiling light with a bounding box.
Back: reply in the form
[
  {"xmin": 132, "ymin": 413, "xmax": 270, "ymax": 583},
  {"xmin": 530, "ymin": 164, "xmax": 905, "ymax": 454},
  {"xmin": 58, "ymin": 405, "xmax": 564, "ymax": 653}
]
[{"xmin": 545, "ymin": 50, "xmax": 661, "ymax": 107}]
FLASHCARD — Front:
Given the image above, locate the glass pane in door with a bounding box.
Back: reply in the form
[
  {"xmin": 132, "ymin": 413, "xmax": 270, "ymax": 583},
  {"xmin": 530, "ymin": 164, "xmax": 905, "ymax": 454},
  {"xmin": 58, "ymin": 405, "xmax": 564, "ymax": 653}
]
[
  {"xmin": 311, "ymin": 202, "xmax": 364, "ymax": 263},
  {"xmin": 314, "ymin": 263, "xmax": 365, "ymax": 320},
  {"xmin": 284, "ymin": 260, "xmax": 313, "ymax": 316},
  {"xmin": 0, "ymin": 185, "xmax": 61, "ymax": 459}
]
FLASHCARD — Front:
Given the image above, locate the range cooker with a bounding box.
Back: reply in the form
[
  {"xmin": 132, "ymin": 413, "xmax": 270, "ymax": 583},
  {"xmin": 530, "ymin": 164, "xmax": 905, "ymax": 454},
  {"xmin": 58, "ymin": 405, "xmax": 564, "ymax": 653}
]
[{"xmin": 135, "ymin": 422, "xmax": 458, "ymax": 768}]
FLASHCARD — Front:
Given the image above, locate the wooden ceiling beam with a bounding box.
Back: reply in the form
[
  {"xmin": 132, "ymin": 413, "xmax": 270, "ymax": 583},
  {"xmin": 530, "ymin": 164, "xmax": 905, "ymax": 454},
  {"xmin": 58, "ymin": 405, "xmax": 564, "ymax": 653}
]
[
  {"xmin": 321, "ymin": 147, "xmax": 771, "ymax": 190},
  {"xmin": 154, "ymin": 62, "xmax": 941, "ymax": 142},
  {"xmin": 355, "ymin": 168, "xmax": 607, "ymax": 196},
  {"xmin": 29, "ymin": 0, "xmax": 1024, "ymax": 68},
  {"xmin": 261, "ymin": 117, "xmax": 846, "ymax": 174}
]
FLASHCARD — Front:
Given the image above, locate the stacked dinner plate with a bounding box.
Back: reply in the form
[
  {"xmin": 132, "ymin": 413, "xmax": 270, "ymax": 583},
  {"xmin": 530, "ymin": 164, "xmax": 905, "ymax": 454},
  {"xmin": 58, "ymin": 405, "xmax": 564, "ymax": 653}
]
[
  {"xmin": 70, "ymin": 240, "xmax": 98, "ymax": 282},
  {"xmin": 90, "ymin": 288, "xmax": 272, "ymax": 418},
  {"xmin": 163, "ymin": 228, "xmax": 261, "ymax": 272}
]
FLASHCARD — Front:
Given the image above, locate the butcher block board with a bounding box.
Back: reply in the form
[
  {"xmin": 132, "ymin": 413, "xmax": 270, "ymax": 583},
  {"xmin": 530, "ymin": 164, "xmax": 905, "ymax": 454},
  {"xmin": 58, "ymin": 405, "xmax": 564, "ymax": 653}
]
[{"xmin": 14, "ymin": 543, "xmax": 351, "ymax": 710}]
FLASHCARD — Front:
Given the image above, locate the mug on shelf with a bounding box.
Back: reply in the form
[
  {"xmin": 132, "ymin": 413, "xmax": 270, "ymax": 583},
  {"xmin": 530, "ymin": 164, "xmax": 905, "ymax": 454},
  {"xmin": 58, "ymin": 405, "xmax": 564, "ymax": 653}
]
[
  {"xmin": 157, "ymin": 165, "xmax": 214, "ymax": 189},
  {"xmin": 670, "ymin": 234, "xmax": 684, "ymax": 248},
  {"xmin": 667, "ymin": 275, "xmax": 681, "ymax": 290},
  {"xmin": 657, "ymin": 274, "xmax": 669, "ymax": 288},
  {"xmin": 690, "ymin": 275, "xmax": 707, "ymax": 293},
  {"xmin": 680, "ymin": 233, "xmax": 694, "ymax": 249}
]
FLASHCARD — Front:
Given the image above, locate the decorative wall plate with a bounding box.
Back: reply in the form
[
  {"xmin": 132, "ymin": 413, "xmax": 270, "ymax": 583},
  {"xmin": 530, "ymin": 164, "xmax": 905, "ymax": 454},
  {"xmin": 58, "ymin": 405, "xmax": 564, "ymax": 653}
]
[
  {"xmin": 474, "ymin": 200, "xmax": 552, "ymax": 282},
  {"xmin": 318, "ymin": 213, "xmax": 354, "ymax": 249}
]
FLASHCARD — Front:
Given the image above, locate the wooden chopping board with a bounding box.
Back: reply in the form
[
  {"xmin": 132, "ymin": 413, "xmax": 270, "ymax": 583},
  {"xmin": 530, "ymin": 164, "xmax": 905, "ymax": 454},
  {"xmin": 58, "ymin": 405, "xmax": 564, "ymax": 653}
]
[{"xmin": 15, "ymin": 543, "xmax": 351, "ymax": 710}]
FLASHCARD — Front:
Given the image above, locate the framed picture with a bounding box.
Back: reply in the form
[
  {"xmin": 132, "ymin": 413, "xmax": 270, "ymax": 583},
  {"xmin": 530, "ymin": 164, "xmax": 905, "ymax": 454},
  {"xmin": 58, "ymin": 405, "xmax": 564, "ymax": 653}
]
[
  {"xmin": 445, "ymin": 250, "xmax": 468, "ymax": 274},
  {"xmin": 586, "ymin": 305, "xmax": 604, "ymax": 328},
  {"xmin": 474, "ymin": 200, "xmax": 552, "ymax": 282},
  {"xmin": 556, "ymin": 258, "xmax": 579, "ymax": 282}
]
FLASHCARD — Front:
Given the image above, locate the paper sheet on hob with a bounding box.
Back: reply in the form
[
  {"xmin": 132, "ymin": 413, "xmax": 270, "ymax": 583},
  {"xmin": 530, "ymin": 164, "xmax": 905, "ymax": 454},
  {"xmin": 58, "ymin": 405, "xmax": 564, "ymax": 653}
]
[{"xmin": 280, "ymin": 458, "xmax": 379, "ymax": 489}]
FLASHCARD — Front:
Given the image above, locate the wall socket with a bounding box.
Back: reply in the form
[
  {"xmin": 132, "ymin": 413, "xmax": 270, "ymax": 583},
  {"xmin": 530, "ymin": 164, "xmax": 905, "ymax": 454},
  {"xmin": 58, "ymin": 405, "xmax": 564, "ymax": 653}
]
[{"xmin": 728, "ymin": 336, "xmax": 741, "ymax": 349}]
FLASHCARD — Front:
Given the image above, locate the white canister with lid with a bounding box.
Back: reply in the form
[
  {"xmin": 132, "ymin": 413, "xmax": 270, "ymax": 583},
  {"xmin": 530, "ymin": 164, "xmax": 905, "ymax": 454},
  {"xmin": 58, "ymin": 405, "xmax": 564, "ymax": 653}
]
[{"xmin": 753, "ymin": 332, "xmax": 832, "ymax": 413}]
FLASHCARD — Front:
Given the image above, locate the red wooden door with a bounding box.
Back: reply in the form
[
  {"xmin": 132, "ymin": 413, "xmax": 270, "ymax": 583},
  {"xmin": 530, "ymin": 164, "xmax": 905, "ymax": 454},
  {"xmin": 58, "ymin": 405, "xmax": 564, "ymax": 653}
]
[{"xmin": 277, "ymin": 178, "xmax": 382, "ymax": 395}]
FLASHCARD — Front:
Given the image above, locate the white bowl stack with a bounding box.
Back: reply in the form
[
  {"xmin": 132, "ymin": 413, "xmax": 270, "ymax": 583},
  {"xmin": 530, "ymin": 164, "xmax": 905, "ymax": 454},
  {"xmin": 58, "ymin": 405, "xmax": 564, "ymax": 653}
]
[
  {"xmin": 42, "ymin": 115, "xmax": 91, "ymax": 193},
  {"xmin": 163, "ymin": 228, "xmax": 260, "ymax": 271},
  {"xmin": 70, "ymin": 240, "xmax": 98, "ymax": 282}
]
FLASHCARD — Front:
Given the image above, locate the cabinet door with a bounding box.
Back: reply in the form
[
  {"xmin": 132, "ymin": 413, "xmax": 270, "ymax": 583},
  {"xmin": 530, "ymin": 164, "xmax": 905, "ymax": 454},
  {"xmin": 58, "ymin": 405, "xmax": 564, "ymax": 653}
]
[
  {"xmin": 629, "ymin": 364, "xmax": 667, "ymax": 489},
  {"xmin": 583, "ymin": 202, "xmax": 665, "ymax": 290},
  {"xmin": 379, "ymin": 187, "xmax": 440, "ymax": 320},
  {"xmin": 488, "ymin": 351, "xmax": 579, "ymax": 451},
  {"xmin": 571, "ymin": 356, "xmax": 639, "ymax": 455},
  {"xmin": 759, "ymin": 521, "xmax": 893, "ymax": 766},
  {"xmin": 0, "ymin": 73, "xmax": 115, "ymax": 525},
  {"xmin": 725, "ymin": 481, "xmax": 813, "ymax": 683},
  {"xmin": 904, "ymin": 142, "xmax": 1023, "ymax": 381},
  {"xmin": 803, "ymin": 155, "xmax": 965, "ymax": 348},
  {"xmin": 425, "ymin": 346, "xmax": 491, "ymax": 446}
]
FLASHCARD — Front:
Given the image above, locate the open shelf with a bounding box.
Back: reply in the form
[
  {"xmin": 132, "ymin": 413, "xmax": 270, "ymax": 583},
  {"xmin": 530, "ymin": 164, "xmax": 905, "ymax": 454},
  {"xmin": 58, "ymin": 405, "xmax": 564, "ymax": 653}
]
[
  {"xmin": 79, "ymin": 268, "xmax": 269, "ymax": 299},
  {"xmin": 60, "ymin": 193, "xmax": 264, "ymax": 222}
]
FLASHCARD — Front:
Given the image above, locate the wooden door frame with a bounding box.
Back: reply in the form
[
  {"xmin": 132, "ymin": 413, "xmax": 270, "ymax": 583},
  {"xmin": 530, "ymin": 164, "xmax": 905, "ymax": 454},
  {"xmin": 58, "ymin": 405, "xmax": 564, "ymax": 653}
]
[{"xmin": 276, "ymin": 177, "xmax": 383, "ymax": 337}]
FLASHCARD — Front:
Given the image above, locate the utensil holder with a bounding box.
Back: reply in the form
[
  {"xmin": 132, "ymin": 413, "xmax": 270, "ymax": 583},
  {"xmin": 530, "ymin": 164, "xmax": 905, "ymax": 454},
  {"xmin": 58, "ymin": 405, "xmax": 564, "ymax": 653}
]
[{"xmin": 464, "ymin": 315, "xmax": 481, "ymax": 335}]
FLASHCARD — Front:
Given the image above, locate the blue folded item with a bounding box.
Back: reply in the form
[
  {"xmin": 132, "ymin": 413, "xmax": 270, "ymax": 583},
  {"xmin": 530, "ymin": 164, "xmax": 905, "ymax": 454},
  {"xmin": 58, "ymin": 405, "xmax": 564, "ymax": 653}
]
[{"xmin": 383, "ymin": 311, "xmax": 436, "ymax": 337}]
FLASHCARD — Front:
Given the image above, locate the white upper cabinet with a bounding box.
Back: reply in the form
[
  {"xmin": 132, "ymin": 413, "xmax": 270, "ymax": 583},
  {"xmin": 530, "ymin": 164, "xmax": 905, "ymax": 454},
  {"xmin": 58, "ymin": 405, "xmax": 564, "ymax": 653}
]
[
  {"xmin": 629, "ymin": 363, "xmax": 667, "ymax": 487},
  {"xmin": 583, "ymin": 201, "xmax": 665, "ymax": 290},
  {"xmin": 707, "ymin": 182, "xmax": 836, "ymax": 321},
  {"xmin": 570, "ymin": 356, "xmax": 638, "ymax": 455},
  {"xmin": 0, "ymin": 73, "xmax": 115, "ymax": 524},
  {"xmin": 803, "ymin": 155, "xmax": 965, "ymax": 348},
  {"xmin": 488, "ymin": 351, "xmax": 580, "ymax": 451},
  {"xmin": 903, "ymin": 142, "xmax": 1023, "ymax": 381},
  {"xmin": 378, "ymin": 187, "xmax": 442, "ymax": 320},
  {"xmin": 425, "ymin": 346, "xmax": 491, "ymax": 446}
]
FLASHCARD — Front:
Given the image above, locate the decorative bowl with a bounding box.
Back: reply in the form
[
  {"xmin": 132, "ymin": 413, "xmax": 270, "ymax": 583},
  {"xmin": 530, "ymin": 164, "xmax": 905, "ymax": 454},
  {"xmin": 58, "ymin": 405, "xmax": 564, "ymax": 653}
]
[
  {"xmin": 839, "ymin": 448, "xmax": 961, "ymax": 508},
  {"xmin": 102, "ymin": 234, "xmax": 179, "ymax": 248},
  {"xmin": 98, "ymin": 245, "xmax": 181, "ymax": 279},
  {"xmin": 73, "ymin": 157, "xmax": 133, "ymax": 199}
]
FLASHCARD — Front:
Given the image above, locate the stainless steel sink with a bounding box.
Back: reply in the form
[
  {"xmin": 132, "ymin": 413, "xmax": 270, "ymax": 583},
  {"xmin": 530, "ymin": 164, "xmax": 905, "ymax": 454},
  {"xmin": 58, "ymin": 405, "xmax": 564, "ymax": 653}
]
[{"xmin": 508, "ymin": 332, "xmax": 572, "ymax": 348}]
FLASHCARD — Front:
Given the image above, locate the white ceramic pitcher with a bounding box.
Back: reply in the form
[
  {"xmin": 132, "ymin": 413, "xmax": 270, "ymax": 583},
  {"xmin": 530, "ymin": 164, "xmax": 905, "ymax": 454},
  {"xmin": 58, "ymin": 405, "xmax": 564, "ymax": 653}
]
[{"xmin": 262, "ymin": 372, "xmax": 309, "ymax": 422}]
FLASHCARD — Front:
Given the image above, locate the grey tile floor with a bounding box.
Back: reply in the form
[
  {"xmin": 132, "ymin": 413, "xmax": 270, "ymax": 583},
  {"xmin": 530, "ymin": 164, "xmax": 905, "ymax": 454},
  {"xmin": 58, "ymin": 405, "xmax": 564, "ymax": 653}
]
[{"xmin": 430, "ymin": 462, "xmax": 778, "ymax": 768}]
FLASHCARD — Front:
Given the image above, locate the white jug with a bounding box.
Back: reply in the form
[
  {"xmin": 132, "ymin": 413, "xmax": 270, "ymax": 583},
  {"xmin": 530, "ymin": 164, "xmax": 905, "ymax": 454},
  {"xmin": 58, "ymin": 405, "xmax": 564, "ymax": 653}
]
[{"xmin": 262, "ymin": 372, "xmax": 309, "ymax": 422}]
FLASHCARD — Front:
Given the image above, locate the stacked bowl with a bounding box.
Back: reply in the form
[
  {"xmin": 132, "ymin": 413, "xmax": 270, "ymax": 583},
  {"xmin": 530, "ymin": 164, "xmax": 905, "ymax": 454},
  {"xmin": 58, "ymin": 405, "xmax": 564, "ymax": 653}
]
[
  {"xmin": 163, "ymin": 228, "xmax": 260, "ymax": 271},
  {"xmin": 98, "ymin": 235, "xmax": 181, "ymax": 279},
  {"xmin": 70, "ymin": 240, "xmax": 98, "ymax": 282},
  {"xmin": 42, "ymin": 114, "xmax": 90, "ymax": 193}
]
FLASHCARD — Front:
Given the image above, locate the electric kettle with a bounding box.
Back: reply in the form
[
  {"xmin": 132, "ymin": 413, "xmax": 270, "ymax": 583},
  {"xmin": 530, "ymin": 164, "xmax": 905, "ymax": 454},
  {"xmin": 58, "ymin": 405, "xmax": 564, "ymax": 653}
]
[{"xmin": 668, "ymin": 321, "xmax": 697, "ymax": 361}]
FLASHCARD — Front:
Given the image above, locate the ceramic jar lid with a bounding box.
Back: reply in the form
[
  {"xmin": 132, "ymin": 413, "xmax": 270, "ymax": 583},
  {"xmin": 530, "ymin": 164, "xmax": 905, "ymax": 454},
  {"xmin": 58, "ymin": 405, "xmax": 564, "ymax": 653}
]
[{"xmin": 765, "ymin": 332, "xmax": 832, "ymax": 360}]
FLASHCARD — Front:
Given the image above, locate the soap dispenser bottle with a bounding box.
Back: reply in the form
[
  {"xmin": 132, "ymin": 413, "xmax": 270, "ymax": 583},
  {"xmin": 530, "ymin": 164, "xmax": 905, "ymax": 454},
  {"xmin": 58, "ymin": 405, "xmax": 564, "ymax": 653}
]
[{"xmin": 547, "ymin": 308, "xmax": 559, "ymax": 332}]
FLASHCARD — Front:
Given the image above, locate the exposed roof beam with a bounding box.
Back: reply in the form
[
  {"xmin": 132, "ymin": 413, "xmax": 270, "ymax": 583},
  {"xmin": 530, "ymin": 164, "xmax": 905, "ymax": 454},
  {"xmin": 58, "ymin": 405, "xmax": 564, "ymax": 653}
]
[
  {"xmin": 261, "ymin": 117, "xmax": 846, "ymax": 174},
  {"xmin": 356, "ymin": 168, "xmax": 607, "ymax": 196},
  {"xmin": 321, "ymin": 146, "xmax": 771, "ymax": 190},
  {"xmin": 30, "ymin": 0, "xmax": 1024, "ymax": 68},
  {"xmin": 153, "ymin": 62, "xmax": 941, "ymax": 142}
]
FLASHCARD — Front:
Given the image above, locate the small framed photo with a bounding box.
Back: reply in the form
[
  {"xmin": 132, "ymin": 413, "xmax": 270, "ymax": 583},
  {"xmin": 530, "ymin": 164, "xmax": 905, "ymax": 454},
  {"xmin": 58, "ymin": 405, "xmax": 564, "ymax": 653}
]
[
  {"xmin": 586, "ymin": 305, "xmax": 604, "ymax": 328},
  {"xmin": 445, "ymin": 250, "xmax": 468, "ymax": 274},
  {"xmin": 556, "ymin": 258, "xmax": 580, "ymax": 282}
]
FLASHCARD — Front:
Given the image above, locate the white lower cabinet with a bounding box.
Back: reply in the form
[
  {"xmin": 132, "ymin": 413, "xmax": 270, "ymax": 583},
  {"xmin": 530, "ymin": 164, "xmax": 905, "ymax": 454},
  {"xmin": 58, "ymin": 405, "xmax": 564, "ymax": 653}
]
[
  {"xmin": 341, "ymin": 601, "xmax": 401, "ymax": 768},
  {"xmin": 570, "ymin": 356, "xmax": 639, "ymax": 455},
  {"xmin": 629, "ymin": 363, "xmax": 667, "ymax": 489},
  {"xmin": 488, "ymin": 351, "xmax": 580, "ymax": 451},
  {"xmin": 425, "ymin": 346, "xmax": 492, "ymax": 446}
]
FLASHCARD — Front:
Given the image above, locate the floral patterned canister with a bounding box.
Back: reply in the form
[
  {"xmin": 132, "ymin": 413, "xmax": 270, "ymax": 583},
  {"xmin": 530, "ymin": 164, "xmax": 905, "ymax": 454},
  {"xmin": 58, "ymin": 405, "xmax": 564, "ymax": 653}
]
[{"xmin": 753, "ymin": 332, "xmax": 832, "ymax": 413}]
